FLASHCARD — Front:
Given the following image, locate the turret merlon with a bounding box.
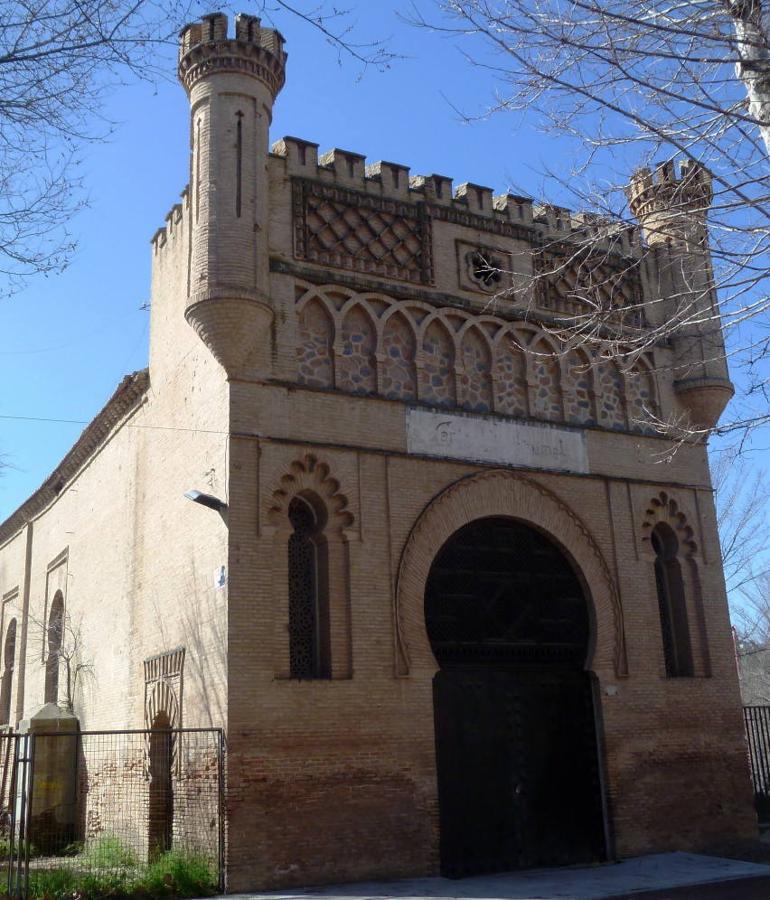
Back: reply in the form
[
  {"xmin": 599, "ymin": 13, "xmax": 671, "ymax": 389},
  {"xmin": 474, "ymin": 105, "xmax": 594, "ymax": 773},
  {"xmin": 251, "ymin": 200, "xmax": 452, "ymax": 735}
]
[
  {"xmin": 178, "ymin": 11, "xmax": 287, "ymax": 98},
  {"xmin": 627, "ymin": 159, "xmax": 712, "ymax": 247},
  {"xmin": 455, "ymin": 183, "xmax": 494, "ymax": 217}
]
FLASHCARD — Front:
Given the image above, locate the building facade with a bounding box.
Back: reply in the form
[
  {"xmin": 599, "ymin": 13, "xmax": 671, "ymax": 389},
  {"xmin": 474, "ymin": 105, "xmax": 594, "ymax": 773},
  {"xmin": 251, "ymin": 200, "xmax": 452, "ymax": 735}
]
[{"xmin": 0, "ymin": 11, "xmax": 757, "ymax": 890}]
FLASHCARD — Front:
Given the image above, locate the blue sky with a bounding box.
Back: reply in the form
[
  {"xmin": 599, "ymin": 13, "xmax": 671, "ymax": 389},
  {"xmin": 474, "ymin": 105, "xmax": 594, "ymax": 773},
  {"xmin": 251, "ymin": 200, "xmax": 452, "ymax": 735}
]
[
  {"xmin": 1, "ymin": 1, "xmax": 767, "ymax": 600},
  {"xmin": 0, "ymin": 2, "xmax": 558, "ymax": 517}
]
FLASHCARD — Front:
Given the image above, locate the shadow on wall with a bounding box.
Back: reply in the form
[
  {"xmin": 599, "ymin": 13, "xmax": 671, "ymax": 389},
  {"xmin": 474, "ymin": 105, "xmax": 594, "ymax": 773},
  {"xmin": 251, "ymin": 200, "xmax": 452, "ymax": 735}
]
[{"xmin": 150, "ymin": 554, "xmax": 227, "ymax": 730}]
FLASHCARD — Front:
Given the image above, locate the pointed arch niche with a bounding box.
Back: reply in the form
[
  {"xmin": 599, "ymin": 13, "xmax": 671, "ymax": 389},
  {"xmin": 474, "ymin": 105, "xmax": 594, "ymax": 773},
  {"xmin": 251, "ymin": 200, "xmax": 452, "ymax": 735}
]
[
  {"xmin": 640, "ymin": 492, "xmax": 710, "ymax": 677},
  {"xmin": 268, "ymin": 454, "xmax": 355, "ymax": 680}
]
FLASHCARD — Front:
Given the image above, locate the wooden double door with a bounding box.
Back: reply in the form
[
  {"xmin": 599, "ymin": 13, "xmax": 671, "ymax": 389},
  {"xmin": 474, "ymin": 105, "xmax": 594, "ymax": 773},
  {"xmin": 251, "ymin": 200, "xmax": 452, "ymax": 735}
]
[
  {"xmin": 425, "ymin": 517, "xmax": 606, "ymax": 878},
  {"xmin": 433, "ymin": 666, "xmax": 605, "ymax": 877}
]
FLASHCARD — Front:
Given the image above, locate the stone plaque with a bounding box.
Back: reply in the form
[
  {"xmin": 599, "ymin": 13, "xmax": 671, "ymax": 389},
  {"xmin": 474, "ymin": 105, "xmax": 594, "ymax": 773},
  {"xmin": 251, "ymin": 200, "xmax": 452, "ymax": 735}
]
[{"xmin": 406, "ymin": 408, "xmax": 589, "ymax": 474}]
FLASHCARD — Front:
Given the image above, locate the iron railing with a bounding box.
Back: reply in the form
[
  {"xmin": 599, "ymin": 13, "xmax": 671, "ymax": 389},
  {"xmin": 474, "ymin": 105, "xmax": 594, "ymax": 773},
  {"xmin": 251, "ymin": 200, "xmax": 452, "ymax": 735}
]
[{"xmin": 744, "ymin": 706, "xmax": 770, "ymax": 822}]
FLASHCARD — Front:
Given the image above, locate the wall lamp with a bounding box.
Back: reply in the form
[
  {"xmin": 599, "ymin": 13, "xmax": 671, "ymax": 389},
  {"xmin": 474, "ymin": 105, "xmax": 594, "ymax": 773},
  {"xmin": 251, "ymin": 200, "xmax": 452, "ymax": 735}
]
[{"xmin": 184, "ymin": 489, "xmax": 228, "ymax": 523}]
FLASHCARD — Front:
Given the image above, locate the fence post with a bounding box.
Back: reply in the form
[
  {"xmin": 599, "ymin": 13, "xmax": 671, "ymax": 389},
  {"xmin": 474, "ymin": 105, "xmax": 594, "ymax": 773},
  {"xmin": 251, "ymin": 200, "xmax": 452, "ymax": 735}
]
[{"xmin": 218, "ymin": 728, "xmax": 226, "ymax": 894}]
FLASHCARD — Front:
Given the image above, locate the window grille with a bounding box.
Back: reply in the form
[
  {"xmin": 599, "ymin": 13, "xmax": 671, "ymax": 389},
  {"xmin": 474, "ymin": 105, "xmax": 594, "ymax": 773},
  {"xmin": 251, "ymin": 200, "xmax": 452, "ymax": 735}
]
[
  {"xmin": 652, "ymin": 524, "xmax": 694, "ymax": 677},
  {"xmin": 288, "ymin": 496, "xmax": 330, "ymax": 679}
]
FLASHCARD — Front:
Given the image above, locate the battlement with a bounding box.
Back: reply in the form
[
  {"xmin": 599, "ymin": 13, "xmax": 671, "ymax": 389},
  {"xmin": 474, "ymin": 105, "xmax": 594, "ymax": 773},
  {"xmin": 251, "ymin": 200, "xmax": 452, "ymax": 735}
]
[
  {"xmin": 271, "ymin": 135, "xmax": 641, "ymax": 256},
  {"xmin": 628, "ymin": 159, "xmax": 712, "ymax": 225},
  {"xmin": 151, "ymin": 187, "xmax": 189, "ymax": 253},
  {"xmin": 178, "ymin": 11, "xmax": 286, "ymax": 98},
  {"xmin": 151, "ymin": 129, "xmax": 642, "ymax": 259}
]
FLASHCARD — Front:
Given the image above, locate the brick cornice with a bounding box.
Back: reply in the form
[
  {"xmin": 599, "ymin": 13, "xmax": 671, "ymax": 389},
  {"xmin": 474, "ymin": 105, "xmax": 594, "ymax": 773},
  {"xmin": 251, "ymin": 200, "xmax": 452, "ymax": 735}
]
[{"xmin": 0, "ymin": 369, "xmax": 149, "ymax": 546}]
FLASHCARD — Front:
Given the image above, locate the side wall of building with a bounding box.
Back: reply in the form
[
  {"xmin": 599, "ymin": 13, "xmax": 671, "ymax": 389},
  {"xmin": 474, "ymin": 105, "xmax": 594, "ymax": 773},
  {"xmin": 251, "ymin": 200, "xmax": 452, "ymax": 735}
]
[{"xmin": 0, "ymin": 187, "xmax": 231, "ymax": 736}]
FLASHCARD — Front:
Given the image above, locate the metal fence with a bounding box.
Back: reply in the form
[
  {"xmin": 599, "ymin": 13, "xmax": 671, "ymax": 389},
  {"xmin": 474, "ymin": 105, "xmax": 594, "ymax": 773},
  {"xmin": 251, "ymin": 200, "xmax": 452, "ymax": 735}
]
[
  {"xmin": 0, "ymin": 728, "xmax": 224, "ymax": 898},
  {"xmin": 744, "ymin": 706, "xmax": 770, "ymax": 822}
]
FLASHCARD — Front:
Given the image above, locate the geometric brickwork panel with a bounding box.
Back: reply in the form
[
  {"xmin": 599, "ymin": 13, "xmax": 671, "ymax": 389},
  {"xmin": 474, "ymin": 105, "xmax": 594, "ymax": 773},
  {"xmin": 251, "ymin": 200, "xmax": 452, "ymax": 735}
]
[
  {"xmin": 535, "ymin": 246, "xmax": 645, "ymax": 327},
  {"xmin": 293, "ymin": 179, "xmax": 434, "ymax": 285}
]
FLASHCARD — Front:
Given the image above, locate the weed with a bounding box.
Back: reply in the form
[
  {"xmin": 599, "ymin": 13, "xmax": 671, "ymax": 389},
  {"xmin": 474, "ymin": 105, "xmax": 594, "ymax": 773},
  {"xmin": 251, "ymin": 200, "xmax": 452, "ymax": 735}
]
[{"xmin": 25, "ymin": 845, "xmax": 216, "ymax": 899}]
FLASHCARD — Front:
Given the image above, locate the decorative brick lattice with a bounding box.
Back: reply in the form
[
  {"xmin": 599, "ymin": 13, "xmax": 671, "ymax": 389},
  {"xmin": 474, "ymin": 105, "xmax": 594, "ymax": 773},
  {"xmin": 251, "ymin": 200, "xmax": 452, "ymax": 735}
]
[
  {"xmin": 288, "ymin": 498, "xmax": 322, "ymax": 679},
  {"xmin": 535, "ymin": 249, "xmax": 644, "ymax": 327},
  {"xmin": 293, "ymin": 179, "xmax": 433, "ymax": 284}
]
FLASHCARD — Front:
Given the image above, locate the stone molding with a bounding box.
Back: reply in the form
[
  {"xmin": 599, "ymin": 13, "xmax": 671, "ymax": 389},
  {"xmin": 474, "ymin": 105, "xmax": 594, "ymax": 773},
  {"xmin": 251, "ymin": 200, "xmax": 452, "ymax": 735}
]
[{"xmin": 393, "ymin": 470, "xmax": 629, "ymax": 678}]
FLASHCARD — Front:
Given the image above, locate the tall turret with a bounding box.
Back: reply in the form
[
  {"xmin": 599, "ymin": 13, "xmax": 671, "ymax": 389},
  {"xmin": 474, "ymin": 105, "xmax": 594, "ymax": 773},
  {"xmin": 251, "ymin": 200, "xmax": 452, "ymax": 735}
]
[
  {"xmin": 178, "ymin": 12, "xmax": 286, "ymax": 376},
  {"xmin": 628, "ymin": 160, "xmax": 733, "ymax": 431}
]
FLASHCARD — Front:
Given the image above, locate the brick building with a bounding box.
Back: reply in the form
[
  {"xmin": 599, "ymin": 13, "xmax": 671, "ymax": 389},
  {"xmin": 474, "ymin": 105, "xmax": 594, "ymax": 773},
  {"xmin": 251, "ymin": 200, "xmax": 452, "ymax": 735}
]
[{"xmin": 0, "ymin": 10, "xmax": 757, "ymax": 890}]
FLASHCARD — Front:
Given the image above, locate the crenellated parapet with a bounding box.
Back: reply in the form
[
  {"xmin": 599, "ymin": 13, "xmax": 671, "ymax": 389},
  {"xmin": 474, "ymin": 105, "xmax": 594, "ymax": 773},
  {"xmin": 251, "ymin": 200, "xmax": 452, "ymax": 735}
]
[
  {"xmin": 178, "ymin": 12, "xmax": 286, "ymax": 100},
  {"xmin": 151, "ymin": 187, "xmax": 189, "ymax": 253},
  {"xmin": 627, "ymin": 159, "xmax": 712, "ymax": 249},
  {"xmin": 272, "ymin": 136, "xmax": 642, "ymax": 258}
]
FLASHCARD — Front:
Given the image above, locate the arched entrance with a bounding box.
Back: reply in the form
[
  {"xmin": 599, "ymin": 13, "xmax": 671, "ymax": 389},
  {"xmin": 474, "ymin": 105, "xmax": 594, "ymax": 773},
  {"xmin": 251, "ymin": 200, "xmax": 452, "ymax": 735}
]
[{"xmin": 426, "ymin": 516, "xmax": 606, "ymax": 877}]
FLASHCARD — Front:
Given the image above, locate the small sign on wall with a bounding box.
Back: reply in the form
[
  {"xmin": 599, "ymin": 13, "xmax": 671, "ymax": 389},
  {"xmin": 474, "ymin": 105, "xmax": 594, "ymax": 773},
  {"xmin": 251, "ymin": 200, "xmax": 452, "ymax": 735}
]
[{"xmin": 406, "ymin": 408, "xmax": 589, "ymax": 474}]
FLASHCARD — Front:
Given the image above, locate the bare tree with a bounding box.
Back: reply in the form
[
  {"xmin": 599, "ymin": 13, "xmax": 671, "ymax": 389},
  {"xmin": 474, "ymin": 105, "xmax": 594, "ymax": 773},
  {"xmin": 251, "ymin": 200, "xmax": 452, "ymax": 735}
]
[
  {"xmin": 407, "ymin": 1, "xmax": 770, "ymax": 441},
  {"xmin": 712, "ymin": 447, "xmax": 770, "ymax": 621},
  {"xmin": 55, "ymin": 613, "xmax": 95, "ymax": 714},
  {"xmin": 0, "ymin": 0, "xmax": 202, "ymax": 295},
  {"xmin": 0, "ymin": 1, "xmax": 396, "ymax": 298},
  {"xmin": 259, "ymin": 1, "xmax": 396, "ymax": 68},
  {"xmin": 29, "ymin": 606, "xmax": 94, "ymax": 714}
]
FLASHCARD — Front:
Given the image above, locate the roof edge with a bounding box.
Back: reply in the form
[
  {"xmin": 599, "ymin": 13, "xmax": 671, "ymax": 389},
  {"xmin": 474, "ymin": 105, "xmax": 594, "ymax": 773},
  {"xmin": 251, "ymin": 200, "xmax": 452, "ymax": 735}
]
[{"xmin": 0, "ymin": 369, "xmax": 150, "ymax": 547}]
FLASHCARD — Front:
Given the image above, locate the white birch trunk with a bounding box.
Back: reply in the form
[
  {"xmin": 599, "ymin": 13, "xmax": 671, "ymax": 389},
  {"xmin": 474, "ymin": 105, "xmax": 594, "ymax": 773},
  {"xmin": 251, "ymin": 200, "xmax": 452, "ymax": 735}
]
[{"xmin": 731, "ymin": 5, "xmax": 770, "ymax": 158}]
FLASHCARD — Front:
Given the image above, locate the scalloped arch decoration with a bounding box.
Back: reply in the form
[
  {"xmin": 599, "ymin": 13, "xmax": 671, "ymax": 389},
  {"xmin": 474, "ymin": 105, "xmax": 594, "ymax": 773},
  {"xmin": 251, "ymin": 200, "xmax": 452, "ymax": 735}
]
[
  {"xmin": 394, "ymin": 470, "xmax": 628, "ymax": 679},
  {"xmin": 640, "ymin": 491, "xmax": 697, "ymax": 556},
  {"xmin": 268, "ymin": 453, "xmax": 354, "ymax": 531}
]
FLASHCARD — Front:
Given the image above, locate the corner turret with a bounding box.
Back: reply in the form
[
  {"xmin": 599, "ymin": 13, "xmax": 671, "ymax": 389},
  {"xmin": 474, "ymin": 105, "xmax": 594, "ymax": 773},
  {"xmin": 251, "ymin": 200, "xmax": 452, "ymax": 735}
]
[
  {"xmin": 628, "ymin": 160, "xmax": 711, "ymax": 250},
  {"xmin": 178, "ymin": 12, "xmax": 287, "ymax": 376},
  {"xmin": 628, "ymin": 160, "xmax": 733, "ymax": 432}
]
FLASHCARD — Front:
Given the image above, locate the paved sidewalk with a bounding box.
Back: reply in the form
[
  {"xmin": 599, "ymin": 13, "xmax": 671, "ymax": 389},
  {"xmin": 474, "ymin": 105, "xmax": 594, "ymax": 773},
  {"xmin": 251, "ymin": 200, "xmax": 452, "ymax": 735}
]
[{"xmin": 217, "ymin": 853, "xmax": 770, "ymax": 899}]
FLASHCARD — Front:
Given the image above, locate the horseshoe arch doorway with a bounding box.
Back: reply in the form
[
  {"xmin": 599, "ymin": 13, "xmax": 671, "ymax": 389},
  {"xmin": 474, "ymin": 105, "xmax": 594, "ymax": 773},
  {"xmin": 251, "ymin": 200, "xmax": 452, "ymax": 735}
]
[{"xmin": 425, "ymin": 516, "xmax": 607, "ymax": 877}]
